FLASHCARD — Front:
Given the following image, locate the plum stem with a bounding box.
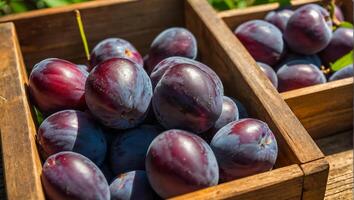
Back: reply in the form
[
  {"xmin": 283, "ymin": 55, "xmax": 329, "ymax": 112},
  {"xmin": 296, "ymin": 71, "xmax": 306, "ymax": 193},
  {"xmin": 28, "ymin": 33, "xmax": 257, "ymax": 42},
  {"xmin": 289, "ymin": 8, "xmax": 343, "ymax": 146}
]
[
  {"xmin": 320, "ymin": 66, "xmax": 332, "ymax": 75},
  {"xmin": 75, "ymin": 10, "xmax": 90, "ymax": 62}
]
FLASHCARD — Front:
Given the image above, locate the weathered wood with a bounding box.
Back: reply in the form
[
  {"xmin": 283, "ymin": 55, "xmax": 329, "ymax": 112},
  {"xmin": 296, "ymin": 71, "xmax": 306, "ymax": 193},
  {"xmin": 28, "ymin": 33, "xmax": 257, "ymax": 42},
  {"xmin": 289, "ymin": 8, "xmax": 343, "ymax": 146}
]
[
  {"xmin": 0, "ymin": 0, "xmax": 184, "ymax": 69},
  {"xmin": 0, "ymin": 23, "xmax": 45, "ymax": 200},
  {"xmin": 282, "ymin": 78, "xmax": 353, "ymax": 139},
  {"xmin": 186, "ymin": 0, "xmax": 324, "ymax": 166},
  {"xmin": 316, "ymin": 130, "xmax": 353, "ymax": 200},
  {"xmin": 170, "ymin": 165, "xmax": 304, "ymax": 200},
  {"xmin": 300, "ymin": 159, "xmax": 329, "ymax": 200}
]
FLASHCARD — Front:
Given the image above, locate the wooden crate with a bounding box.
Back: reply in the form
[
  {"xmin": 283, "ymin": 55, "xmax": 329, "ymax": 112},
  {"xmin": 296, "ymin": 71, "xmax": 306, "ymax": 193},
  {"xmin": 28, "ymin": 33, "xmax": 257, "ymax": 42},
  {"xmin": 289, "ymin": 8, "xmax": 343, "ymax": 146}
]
[
  {"xmin": 0, "ymin": 0, "xmax": 327, "ymax": 199},
  {"xmin": 212, "ymin": 0, "xmax": 353, "ymax": 199}
]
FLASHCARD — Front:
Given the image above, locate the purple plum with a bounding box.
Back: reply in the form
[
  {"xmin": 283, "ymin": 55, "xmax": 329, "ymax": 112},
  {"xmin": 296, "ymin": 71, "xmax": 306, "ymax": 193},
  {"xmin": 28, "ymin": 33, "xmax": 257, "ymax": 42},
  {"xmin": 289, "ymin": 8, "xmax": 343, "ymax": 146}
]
[
  {"xmin": 320, "ymin": 28, "xmax": 353, "ymax": 66},
  {"xmin": 85, "ymin": 58, "xmax": 152, "ymax": 129},
  {"xmin": 277, "ymin": 53, "xmax": 322, "ymax": 69},
  {"xmin": 29, "ymin": 58, "xmax": 88, "ymax": 115},
  {"xmin": 211, "ymin": 118, "xmax": 278, "ymax": 182},
  {"xmin": 144, "ymin": 28, "xmax": 197, "ymax": 74},
  {"xmin": 284, "ymin": 4, "xmax": 332, "ymax": 54},
  {"xmin": 257, "ymin": 62, "xmax": 278, "ymax": 88},
  {"xmin": 335, "ymin": 5, "xmax": 344, "ymax": 22},
  {"xmin": 234, "ymin": 20, "xmax": 284, "ymax": 66},
  {"xmin": 37, "ymin": 110, "xmax": 107, "ymax": 166},
  {"xmin": 110, "ymin": 170, "xmax": 156, "ymax": 200},
  {"xmin": 146, "ymin": 129, "xmax": 219, "ymax": 198},
  {"xmin": 203, "ymin": 96, "xmax": 239, "ymax": 143},
  {"xmin": 329, "ymin": 64, "xmax": 353, "ymax": 81},
  {"xmin": 152, "ymin": 61, "xmax": 223, "ymax": 134},
  {"xmin": 90, "ymin": 38, "xmax": 143, "ymax": 70},
  {"xmin": 110, "ymin": 125, "xmax": 161, "ymax": 175},
  {"xmin": 265, "ymin": 9, "xmax": 294, "ymax": 32},
  {"xmin": 277, "ymin": 63, "xmax": 327, "ymax": 92},
  {"xmin": 150, "ymin": 56, "xmax": 223, "ymax": 92},
  {"xmin": 41, "ymin": 152, "xmax": 110, "ymax": 200}
]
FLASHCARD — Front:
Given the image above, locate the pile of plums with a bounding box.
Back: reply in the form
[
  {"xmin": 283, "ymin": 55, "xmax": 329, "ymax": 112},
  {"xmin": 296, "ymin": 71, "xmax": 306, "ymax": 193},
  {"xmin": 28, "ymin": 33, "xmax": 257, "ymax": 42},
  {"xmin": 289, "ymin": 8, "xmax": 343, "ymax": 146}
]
[
  {"xmin": 235, "ymin": 4, "xmax": 353, "ymax": 92},
  {"xmin": 29, "ymin": 27, "xmax": 278, "ymax": 200}
]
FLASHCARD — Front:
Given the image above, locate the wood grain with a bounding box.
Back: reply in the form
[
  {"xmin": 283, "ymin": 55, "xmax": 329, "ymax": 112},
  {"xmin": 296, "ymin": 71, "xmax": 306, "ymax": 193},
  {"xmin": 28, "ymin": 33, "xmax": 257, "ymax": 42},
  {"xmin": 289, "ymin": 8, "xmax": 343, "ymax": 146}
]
[
  {"xmin": 0, "ymin": 0, "xmax": 184, "ymax": 69},
  {"xmin": 186, "ymin": 0, "xmax": 324, "ymax": 166},
  {"xmin": 316, "ymin": 130, "xmax": 353, "ymax": 200},
  {"xmin": 282, "ymin": 78, "xmax": 353, "ymax": 139},
  {"xmin": 0, "ymin": 23, "xmax": 44, "ymax": 200},
  {"xmin": 170, "ymin": 165, "xmax": 304, "ymax": 200}
]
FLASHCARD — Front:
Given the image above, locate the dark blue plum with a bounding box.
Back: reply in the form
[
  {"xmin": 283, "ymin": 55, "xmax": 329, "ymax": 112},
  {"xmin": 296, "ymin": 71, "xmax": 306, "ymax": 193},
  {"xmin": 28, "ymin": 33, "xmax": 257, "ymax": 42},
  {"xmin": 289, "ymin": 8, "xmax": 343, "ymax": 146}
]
[
  {"xmin": 85, "ymin": 58, "xmax": 152, "ymax": 129},
  {"xmin": 320, "ymin": 28, "xmax": 353, "ymax": 66},
  {"xmin": 110, "ymin": 125, "xmax": 162, "ymax": 175},
  {"xmin": 144, "ymin": 28, "xmax": 197, "ymax": 74},
  {"xmin": 109, "ymin": 170, "xmax": 156, "ymax": 200},
  {"xmin": 146, "ymin": 129, "xmax": 219, "ymax": 198},
  {"xmin": 257, "ymin": 62, "xmax": 278, "ymax": 88},
  {"xmin": 329, "ymin": 64, "xmax": 353, "ymax": 81},
  {"xmin": 284, "ymin": 4, "xmax": 332, "ymax": 54},
  {"xmin": 265, "ymin": 9, "xmax": 294, "ymax": 32},
  {"xmin": 231, "ymin": 98, "xmax": 249, "ymax": 119},
  {"xmin": 202, "ymin": 96, "xmax": 239, "ymax": 143},
  {"xmin": 90, "ymin": 38, "xmax": 143, "ymax": 70},
  {"xmin": 42, "ymin": 152, "xmax": 110, "ymax": 200},
  {"xmin": 278, "ymin": 53, "xmax": 322, "ymax": 69},
  {"xmin": 211, "ymin": 118, "xmax": 278, "ymax": 182},
  {"xmin": 234, "ymin": 20, "xmax": 284, "ymax": 66},
  {"xmin": 37, "ymin": 110, "xmax": 107, "ymax": 166},
  {"xmin": 152, "ymin": 60, "xmax": 223, "ymax": 134},
  {"xmin": 277, "ymin": 63, "xmax": 327, "ymax": 92}
]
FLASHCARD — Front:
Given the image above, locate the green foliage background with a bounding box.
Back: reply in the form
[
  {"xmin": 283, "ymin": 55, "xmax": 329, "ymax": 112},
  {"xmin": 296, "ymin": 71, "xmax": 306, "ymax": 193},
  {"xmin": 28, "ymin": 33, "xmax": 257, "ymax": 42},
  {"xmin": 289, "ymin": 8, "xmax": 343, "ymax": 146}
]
[
  {"xmin": 208, "ymin": 0, "xmax": 291, "ymax": 10},
  {"xmin": 0, "ymin": 0, "xmax": 89, "ymax": 16}
]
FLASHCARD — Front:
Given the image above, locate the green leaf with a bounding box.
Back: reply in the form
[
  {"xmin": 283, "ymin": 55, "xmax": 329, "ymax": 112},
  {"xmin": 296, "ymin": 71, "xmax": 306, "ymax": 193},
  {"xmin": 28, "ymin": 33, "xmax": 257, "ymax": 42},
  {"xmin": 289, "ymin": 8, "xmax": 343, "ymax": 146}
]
[
  {"xmin": 339, "ymin": 21, "xmax": 354, "ymax": 29},
  {"xmin": 42, "ymin": 0, "xmax": 71, "ymax": 7},
  {"xmin": 9, "ymin": 1, "xmax": 30, "ymax": 13},
  {"xmin": 34, "ymin": 107, "xmax": 44, "ymax": 125},
  {"xmin": 331, "ymin": 51, "xmax": 353, "ymax": 71},
  {"xmin": 278, "ymin": 0, "xmax": 291, "ymax": 7}
]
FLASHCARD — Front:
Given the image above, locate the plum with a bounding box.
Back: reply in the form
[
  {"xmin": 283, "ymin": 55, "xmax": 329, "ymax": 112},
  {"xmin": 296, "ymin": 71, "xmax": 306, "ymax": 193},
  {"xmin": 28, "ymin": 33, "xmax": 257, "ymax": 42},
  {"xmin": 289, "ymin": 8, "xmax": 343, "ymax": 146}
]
[
  {"xmin": 277, "ymin": 63, "xmax": 327, "ymax": 92},
  {"xmin": 257, "ymin": 62, "xmax": 278, "ymax": 88},
  {"xmin": 29, "ymin": 58, "xmax": 88, "ymax": 115},
  {"xmin": 110, "ymin": 125, "xmax": 161, "ymax": 175},
  {"xmin": 90, "ymin": 38, "xmax": 143, "ymax": 70},
  {"xmin": 284, "ymin": 4, "xmax": 332, "ymax": 54},
  {"xmin": 152, "ymin": 62, "xmax": 223, "ymax": 134},
  {"xmin": 320, "ymin": 28, "xmax": 353, "ymax": 66},
  {"xmin": 150, "ymin": 56, "xmax": 224, "ymax": 92},
  {"xmin": 144, "ymin": 28, "xmax": 197, "ymax": 74},
  {"xmin": 211, "ymin": 118, "xmax": 278, "ymax": 182},
  {"xmin": 110, "ymin": 170, "xmax": 156, "ymax": 200},
  {"xmin": 278, "ymin": 53, "xmax": 322, "ymax": 68},
  {"xmin": 265, "ymin": 9, "xmax": 294, "ymax": 32},
  {"xmin": 77, "ymin": 64, "xmax": 89, "ymax": 72},
  {"xmin": 329, "ymin": 64, "xmax": 353, "ymax": 81},
  {"xmin": 37, "ymin": 110, "xmax": 107, "ymax": 166},
  {"xmin": 146, "ymin": 129, "xmax": 219, "ymax": 198},
  {"xmin": 85, "ymin": 58, "xmax": 152, "ymax": 129},
  {"xmin": 41, "ymin": 151, "xmax": 110, "ymax": 200},
  {"xmin": 232, "ymin": 98, "xmax": 249, "ymax": 119},
  {"xmin": 234, "ymin": 20, "xmax": 284, "ymax": 66},
  {"xmin": 335, "ymin": 5, "xmax": 344, "ymax": 22},
  {"xmin": 203, "ymin": 96, "xmax": 239, "ymax": 143}
]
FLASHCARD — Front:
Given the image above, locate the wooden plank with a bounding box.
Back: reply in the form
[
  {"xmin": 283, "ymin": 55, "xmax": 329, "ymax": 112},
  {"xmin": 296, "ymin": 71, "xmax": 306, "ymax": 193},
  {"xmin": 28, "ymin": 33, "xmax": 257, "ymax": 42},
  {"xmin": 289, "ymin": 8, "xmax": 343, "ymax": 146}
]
[
  {"xmin": 282, "ymin": 78, "xmax": 353, "ymax": 139},
  {"xmin": 186, "ymin": 0, "xmax": 324, "ymax": 166},
  {"xmin": 0, "ymin": 23, "xmax": 44, "ymax": 200},
  {"xmin": 300, "ymin": 159, "xmax": 329, "ymax": 200},
  {"xmin": 0, "ymin": 0, "xmax": 184, "ymax": 69},
  {"xmin": 170, "ymin": 165, "xmax": 304, "ymax": 200},
  {"xmin": 315, "ymin": 131, "xmax": 353, "ymax": 200}
]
